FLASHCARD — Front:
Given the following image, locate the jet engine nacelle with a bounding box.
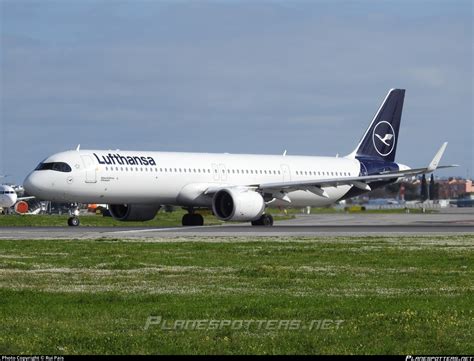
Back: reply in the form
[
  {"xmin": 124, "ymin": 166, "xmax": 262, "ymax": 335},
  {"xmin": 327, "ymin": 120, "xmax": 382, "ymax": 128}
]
[
  {"xmin": 212, "ymin": 188, "xmax": 265, "ymax": 222},
  {"xmin": 14, "ymin": 201, "xmax": 29, "ymax": 214},
  {"xmin": 108, "ymin": 204, "xmax": 160, "ymax": 222}
]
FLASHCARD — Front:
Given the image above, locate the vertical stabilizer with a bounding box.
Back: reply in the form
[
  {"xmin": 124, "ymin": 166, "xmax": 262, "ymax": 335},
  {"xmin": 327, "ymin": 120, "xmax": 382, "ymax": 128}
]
[{"xmin": 348, "ymin": 88, "xmax": 405, "ymax": 162}]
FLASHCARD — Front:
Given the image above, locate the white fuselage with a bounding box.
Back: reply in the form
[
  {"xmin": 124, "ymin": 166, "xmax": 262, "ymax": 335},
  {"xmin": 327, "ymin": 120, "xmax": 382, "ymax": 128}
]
[
  {"xmin": 24, "ymin": 150, "xmax": 362, "ymax": 208},
  {"xmin": 0, "ymin": 185, "xmax": 18, "ymax": 208}
]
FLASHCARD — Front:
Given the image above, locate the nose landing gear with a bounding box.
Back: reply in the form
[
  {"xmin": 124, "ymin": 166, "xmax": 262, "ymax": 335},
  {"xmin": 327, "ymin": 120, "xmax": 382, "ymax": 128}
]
[
  {"xmin": 67, "ymin": 216, "xmax": 80, "ymax": 227},
  {"xmin": 67, "ymin": 203, "xmax": 80, "ymax": 227}
]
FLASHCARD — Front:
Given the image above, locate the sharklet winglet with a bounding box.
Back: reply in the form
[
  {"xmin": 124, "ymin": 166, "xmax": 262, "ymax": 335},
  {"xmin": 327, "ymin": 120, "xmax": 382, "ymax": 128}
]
[{"xmin": 427, "ymin": 142, "xmax": 448, "ymax": 172}]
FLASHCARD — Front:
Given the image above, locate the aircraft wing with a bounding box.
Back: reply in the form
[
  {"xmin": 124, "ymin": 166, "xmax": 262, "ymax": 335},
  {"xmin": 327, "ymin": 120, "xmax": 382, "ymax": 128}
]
[
  {"xmin": 17, "ymin": 196, "xmax": 35, "ymax": 201},
  {"xmin": 257, "ymin": 168, "xmax": 442, "ymax": 200},
  {"xmin": 204, "ymin": 143, "xmax": 457, "ymax": 201},
  {"xmin": 258, "ymin": 142, "xmax": 456, "ymax": 197}
]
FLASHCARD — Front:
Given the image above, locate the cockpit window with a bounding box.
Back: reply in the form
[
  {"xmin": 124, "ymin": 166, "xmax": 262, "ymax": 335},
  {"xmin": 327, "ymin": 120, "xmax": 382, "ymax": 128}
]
[
  {"xmin": 35, "ymin": 162, "xmax": 72, "ymax": 173},
  {"xmin": 52, "ymin": 162, "xmax": 72, "ymax": 172}
]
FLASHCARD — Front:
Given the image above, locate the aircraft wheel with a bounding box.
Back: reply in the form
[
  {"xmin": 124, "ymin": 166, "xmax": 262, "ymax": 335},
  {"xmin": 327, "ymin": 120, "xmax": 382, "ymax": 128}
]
[
  {"xmin": 68, "ymin": 217, "xmax": 80, "ymax": 227},
  {"xmin": 251, "ymin": 214, "xmax": 273, "ymax": 226},
  {"xmin": 193, "ymin": 214, "xmax": 204, "ymax": 226},
  {"xmin": 263, "ymin": 214, "xmax": 274, "ymax": 226},
  {"xmin": 182, "ymin": 214, "xmax": 191, "ymax": 226},
  {"xmin": 182, "ymin": 213, "xmax": 204, "ymax": 226}
]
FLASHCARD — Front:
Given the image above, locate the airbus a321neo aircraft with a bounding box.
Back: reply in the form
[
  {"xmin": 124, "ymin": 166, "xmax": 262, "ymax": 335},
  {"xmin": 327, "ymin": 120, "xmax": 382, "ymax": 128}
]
[{"xmin": 23, "ymin": 89, "xmax": 455, "ymax": 226}]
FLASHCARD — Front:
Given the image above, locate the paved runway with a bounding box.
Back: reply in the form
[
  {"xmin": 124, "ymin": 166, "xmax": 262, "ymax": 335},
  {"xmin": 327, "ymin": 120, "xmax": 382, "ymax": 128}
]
[{"xmin": 1, "ymin": 209, "xmax": 472, "ymax": 240}]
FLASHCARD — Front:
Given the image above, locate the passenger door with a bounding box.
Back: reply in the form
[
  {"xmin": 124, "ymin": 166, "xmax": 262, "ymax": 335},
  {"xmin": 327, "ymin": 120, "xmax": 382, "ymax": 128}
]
[
  {"xmin": 81, "ymin": 155, "xmax": 97, "ymax": 183},
  {"xmin": 280, "ymin": 164, "xmax": 291, "ymax": 182},
  {"xmin": 212, "ymin": 163, "xmax": 220, "ymax": 181},
  {"xmin": 219, "ymin": 164, "xmax": 227, "ymax": 182}
]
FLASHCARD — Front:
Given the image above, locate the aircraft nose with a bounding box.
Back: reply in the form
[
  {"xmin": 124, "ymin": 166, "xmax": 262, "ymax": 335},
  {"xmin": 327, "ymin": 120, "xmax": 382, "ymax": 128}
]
[{"xmin": 23, "ymin": 172, "xmax": 43, "ymax": 196}]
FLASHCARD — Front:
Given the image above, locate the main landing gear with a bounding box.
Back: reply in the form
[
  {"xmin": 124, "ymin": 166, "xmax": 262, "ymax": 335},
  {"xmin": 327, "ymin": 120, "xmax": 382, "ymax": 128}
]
[
  {"xmin": 182, "ymin": 209, "xmax": 204, "ymax": 226},
  {"xmin": 67, "ymin": 203, "xmax": 80, "ymax": 227},
  {"xmin": 251, "ymin": 214, "xmax": 274, "ymax": 226}
]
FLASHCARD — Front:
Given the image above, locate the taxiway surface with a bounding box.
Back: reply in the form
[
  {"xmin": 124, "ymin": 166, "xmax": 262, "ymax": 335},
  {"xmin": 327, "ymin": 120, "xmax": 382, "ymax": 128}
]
[{"xmin": 1, "ymin": 209, "xmax": 472, "ymax": 240}]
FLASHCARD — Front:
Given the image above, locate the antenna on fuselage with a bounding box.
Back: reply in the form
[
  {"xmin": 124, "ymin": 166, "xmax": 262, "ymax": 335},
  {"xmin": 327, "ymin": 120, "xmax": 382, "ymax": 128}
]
[
  {"xmin": 283, "ymin": 150, "xmax": 287, "ymax": 156},
  {"xmin": 76, "ymin": 144, "xmax": 81, "ymax": 151}
]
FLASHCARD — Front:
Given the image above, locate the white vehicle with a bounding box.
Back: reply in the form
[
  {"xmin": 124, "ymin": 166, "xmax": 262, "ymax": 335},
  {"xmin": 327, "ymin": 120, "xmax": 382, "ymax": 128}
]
[
  {"xmin": 0, "ymin": 184, "xmax": 34, "ymax": 214},
  {"xmin": 23, "ymin": 89, "xmax": 456, "ymax": 227}
]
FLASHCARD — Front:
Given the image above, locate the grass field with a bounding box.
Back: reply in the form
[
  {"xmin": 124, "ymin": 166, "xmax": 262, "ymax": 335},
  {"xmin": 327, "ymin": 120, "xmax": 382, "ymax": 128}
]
[{"xmin": 0, "ymin": 236, "xmax": 472, "ymax": 354}]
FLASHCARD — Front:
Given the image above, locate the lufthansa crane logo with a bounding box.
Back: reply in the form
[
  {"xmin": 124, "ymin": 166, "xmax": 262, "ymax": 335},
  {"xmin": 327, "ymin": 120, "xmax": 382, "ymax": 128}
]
[{"xmin": 372, "ymin": 121, "xmax": 395, "ymax": 156}]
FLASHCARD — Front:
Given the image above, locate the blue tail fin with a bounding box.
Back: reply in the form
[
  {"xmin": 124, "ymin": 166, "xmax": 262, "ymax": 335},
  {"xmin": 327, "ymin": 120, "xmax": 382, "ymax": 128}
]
[{"xmin": 350, "ymin": 88, "xmax": 405, "ymax": 162}]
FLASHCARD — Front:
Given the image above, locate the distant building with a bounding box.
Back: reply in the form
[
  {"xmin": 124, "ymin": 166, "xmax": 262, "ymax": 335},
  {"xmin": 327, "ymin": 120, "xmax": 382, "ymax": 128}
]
[{"xmin": 437, "ymin": 178, "xmax": 473, "ymax": 199}]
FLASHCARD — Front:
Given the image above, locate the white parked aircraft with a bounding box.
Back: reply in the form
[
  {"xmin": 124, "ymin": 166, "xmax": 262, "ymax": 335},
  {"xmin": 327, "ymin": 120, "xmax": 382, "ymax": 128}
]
[
  {"xmin": 23, "ymin": 89, "xmax": 456, "ymax": 226},
  {"xmin": 0, "ymin": 184, "xmax": 34, "ymax": 213}
]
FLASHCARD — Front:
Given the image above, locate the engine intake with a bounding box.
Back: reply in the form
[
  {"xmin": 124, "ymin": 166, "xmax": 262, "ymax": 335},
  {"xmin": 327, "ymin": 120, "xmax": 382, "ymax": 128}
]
[
  {"xmin": 212, "ymin": 188, "xmax": 265, "ymax": 222},
  {"xmin": 14, "ymin": 201, "xmax": 29, "ymax": 214},
  {"xmin": 108, "ymin": 204, "xmax": 160, "ymax": 222}
]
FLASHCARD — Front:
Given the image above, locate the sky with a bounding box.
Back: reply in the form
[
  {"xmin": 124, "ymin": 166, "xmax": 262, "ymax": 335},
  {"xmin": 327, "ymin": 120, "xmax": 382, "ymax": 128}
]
[{"xmin": 1, "ymin": 0, "xmax": 473, "ymax": 184}]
